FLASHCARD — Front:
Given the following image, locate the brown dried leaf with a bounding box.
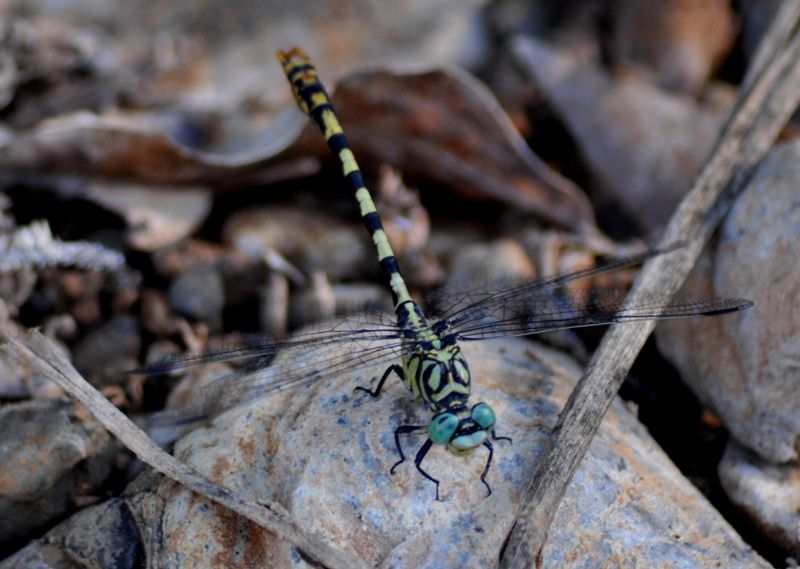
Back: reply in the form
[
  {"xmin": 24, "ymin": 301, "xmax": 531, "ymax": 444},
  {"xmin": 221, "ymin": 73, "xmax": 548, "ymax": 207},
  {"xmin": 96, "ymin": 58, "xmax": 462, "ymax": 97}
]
[
  {"xmin": 0, "ymin": 65, "xmax": 595, "ymax": 233},
  {"xmin": 0, "ymin": 109, "xmax": 311, "ymax": 185},
  {"xmin": 316, "ymin": 66, "xmax": 595, "ymax": 230}
]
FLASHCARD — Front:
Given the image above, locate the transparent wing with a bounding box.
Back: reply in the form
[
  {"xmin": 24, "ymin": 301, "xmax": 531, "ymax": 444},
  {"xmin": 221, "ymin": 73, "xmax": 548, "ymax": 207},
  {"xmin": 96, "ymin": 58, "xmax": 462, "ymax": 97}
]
[
  {"xmin": 139, "ymin": 312, "xmax": 400, "ymax": 374},
  {"xmin": 449, "ymin": 288, "xmax": 752, "ymax": 341},
  {"xmin": 144, "ymin": 313, "xmax": 405, "ymax": 428},
  {"xmin": 441, "ymin": 247, "xmax": 678, "ymax": 329}
]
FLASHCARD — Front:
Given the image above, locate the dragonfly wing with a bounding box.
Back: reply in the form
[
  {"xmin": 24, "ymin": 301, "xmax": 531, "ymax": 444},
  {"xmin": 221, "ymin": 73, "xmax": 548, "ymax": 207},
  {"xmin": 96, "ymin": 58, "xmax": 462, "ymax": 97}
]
[
  {"xmin": 441, "ymin": 245, "xmax": 690, "ymax": 330},
  {"xmin": 138, "ymin": 313, "xmax": 400, "ymax": 374},
  {"xmin": 147, "ymin": 320, "xmax": 407, "ymax": 429},
  {"xmin": 449, "ymin": 289, "xmax": 752, "ymax": 341}
]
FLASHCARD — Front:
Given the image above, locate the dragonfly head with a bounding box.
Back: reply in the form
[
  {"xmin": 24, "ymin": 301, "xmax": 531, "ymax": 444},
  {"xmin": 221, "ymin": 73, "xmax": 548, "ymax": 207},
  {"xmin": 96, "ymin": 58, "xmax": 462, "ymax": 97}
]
[{"xmin": 428, "ymin": 402, "xmax": 497, "ymax": 455}]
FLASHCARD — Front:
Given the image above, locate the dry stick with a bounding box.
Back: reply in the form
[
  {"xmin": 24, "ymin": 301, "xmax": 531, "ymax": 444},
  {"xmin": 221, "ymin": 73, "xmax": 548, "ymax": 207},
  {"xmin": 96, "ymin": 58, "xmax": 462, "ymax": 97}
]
[
  {"xmin": 502, "ymin": 7, "xmax": 800, "ymax": 569},
  {"xmin": 6, "ymin": 331, "xmax": 366, "ymax": 569}
]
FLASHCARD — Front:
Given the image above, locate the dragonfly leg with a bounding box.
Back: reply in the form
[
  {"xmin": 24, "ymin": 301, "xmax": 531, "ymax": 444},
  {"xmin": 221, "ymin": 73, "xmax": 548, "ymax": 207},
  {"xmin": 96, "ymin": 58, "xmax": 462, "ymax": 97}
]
[
  {"xmin": 480, "ymin": 440, "xmax": 494, "ymax": 497},
  {"xmin": 354, "ymin": 364, "xmax": 404, "ymax": 398},
  {"xmin": 492, "ymin": 429, "xmax": 512, "ymax": 444},
  {"xmin": 390, "ymin": 424, "xmax": 425, "ymax": 474},
  {"xmin": 413, "ymin": 438, "xmax": 441, "ymax": 501}
]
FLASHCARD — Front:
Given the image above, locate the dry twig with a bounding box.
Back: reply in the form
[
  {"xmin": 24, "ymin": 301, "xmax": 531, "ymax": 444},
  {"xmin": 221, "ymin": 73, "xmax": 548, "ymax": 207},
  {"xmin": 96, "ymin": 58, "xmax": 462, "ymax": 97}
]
[
  {"xmin": 503, "ymin": 2, "xmax": 800, "ymax": 567},
  {"xmin": 4, "ymin": 330, "xmax": 366, "ymax": 569}
]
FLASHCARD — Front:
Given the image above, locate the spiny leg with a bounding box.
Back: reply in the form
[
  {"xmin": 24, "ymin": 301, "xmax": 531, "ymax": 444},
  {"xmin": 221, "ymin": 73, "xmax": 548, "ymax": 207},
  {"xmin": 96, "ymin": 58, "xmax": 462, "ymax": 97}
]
[
  {"xmin": 354, "ymin": 364, "xmax": 404, "ymax": 398},
  {"xmin": 477, "ymin": 431, "xmax": 511, "ymax": 497},
  {"xmin": 390, "ymin": 424, "xmax": 425, "ymax": 474},
  {"xmin": 413, "ymin": 438, "xmax": 441, "ymax": 501},
  {"xmin": 480, "ymin": 440, "xmax": 495, "ymax": 497}
]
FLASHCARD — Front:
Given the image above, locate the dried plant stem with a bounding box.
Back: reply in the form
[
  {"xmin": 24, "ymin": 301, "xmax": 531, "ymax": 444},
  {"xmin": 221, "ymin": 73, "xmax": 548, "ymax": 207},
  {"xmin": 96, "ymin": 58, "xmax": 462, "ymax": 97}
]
[
  {"xmin": 503, "ymin": 3, "xmax": 800, "ymax": 567},
  {"xmin": 6, "ymin": 331, "xmax": 366, "ymax": 569}
]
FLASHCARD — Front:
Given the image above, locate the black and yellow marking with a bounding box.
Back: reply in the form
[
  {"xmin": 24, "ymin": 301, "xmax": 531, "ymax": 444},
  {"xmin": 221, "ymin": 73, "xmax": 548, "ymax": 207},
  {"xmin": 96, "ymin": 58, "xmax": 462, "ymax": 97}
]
[
  {"xmin": 278, "ymin": 48, "xmax": 413, "ymax": 314},
  {"xmin": 278, "ymin": 47, "xmax": 510, "ymax": 500}
]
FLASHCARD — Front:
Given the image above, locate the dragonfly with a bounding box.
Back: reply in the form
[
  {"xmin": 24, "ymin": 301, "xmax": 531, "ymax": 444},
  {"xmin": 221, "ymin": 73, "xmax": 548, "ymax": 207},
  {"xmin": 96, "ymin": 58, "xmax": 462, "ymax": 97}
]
[{"xmin": 144, "ymin": 48, "xmax": 753, "ymax": 501}]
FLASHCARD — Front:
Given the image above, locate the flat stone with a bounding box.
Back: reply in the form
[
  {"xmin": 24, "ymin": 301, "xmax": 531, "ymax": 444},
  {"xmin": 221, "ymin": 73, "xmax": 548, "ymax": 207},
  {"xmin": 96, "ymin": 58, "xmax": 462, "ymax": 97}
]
[{"xmin": 131, "ymin": 328, "xmax": 767, "ymax": 567}]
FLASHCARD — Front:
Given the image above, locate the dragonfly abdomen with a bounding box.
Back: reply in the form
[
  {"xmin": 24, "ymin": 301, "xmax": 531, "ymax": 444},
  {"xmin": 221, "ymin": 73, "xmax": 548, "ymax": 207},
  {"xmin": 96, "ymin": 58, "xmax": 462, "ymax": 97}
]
[{"xmin": 279, "ymin": 48, "xmax": 416, "ymax": 316}]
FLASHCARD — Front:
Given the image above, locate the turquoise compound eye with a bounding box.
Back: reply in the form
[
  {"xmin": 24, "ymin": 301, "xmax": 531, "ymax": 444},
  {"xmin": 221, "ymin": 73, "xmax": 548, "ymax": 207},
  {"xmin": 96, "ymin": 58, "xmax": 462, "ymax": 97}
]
[
  {"xmin": 428, "ymin": 413, "xmax": 459, "ymax": 444},
  {"xmin": 471, "ymin": 403, "xmax": 496, "ymax": 429}
]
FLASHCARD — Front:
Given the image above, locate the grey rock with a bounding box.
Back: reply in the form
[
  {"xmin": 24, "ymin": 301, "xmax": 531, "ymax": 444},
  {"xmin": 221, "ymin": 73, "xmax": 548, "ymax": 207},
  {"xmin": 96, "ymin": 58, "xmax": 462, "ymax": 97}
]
[
  {"xmin": 444, "ymin": 238, "xmax": 536, "ymax": 288},
  {"xmin": 0, "ymin": 398, "xmax": 116, "ymax": 545},
  {"xmin": 223, "ymin": 206, "xmax": 374, "ymax": 281},
  {"xmin": 0, "ymin": 497, "xmax": 142, "ymax": 569},
  {"xmin": 719, "ymin": 441, "xmax": 800, "ymax": 556},
  {"xmin": 331, "ymin": 282, "xmax": 395, "ymax": 316},
  {"xmin": 657, "ymin": 141, "xmax": 800, "ymax": 464},
  {"xmin": 72, "ymin": 315, "xmax": 140, "ymax": 384},
  {"xmin": 0, "ymin": 544, "xmax": 73, "ymax": 569},
  {"xmin": 167, "ymin": 263, "xmax": 225, "ymax": 326},
  {"xmin": 0, "ymin": 350, "xmax": 28, "ymax": 399},
  {"xmin": 133, "ymin": 330, "xmax": 767, "ymax": 568},
  {"xmin": 513, "ymin": 36, "xmax": 729, "ymax": 230}
]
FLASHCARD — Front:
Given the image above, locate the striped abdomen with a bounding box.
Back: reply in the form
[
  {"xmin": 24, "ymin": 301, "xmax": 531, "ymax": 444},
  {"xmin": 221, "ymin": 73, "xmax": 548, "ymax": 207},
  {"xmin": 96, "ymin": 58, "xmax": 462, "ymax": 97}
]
[{"xmin": 278, "ymin": 48, "xmax": 414, "ymax": 314}]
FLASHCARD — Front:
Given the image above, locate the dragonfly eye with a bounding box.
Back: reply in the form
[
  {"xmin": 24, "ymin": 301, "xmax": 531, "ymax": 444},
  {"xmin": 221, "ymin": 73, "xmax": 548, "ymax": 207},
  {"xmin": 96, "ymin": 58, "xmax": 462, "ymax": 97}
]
[
  {"xmin": 471, "ymin": 402, "xmax": 496, "ymax": 430},
  {"xmin": 428, "ymin": 412, "xmax": 459, "ymax": 444}
]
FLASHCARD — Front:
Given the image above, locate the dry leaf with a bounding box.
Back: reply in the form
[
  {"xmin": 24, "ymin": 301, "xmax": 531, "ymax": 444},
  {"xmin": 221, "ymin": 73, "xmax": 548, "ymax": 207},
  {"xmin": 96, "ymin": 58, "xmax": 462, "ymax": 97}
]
[{"xmin": 316, "ymin": 65, "xmax": 595, "ymax": 230}]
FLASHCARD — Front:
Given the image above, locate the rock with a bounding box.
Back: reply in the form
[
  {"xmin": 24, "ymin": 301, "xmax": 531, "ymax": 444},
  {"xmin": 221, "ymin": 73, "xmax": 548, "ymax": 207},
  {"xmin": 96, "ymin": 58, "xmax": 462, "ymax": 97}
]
[
  {"xmin": 83, "ymin": 182, "xmax": 211, "ymax": 252},
  {"xmin": 72, "ymin": 314, "xmax": 141, "ymax": 385},
  {"xmin": 513, "ymin": 36, "xmax": 730, "ymax": 230},
  {"xmin": 718, "ymin": 441, "xmax": 800, "ymax": 556},
  {"xmin": 167, "ymin": 263, "xmax": 225, "ymax": 327},
  {"xmin": 610, "ymin": 0, "xmax": 737, "ymax": 94},
  {"xmin": 330, "ymin": 282, "xmax": 394, "ymax": 316},
  {"xmin": 0, "ymin": 497, "xmax": 142, "ymax": 569},
  {"xmin": 132, "ymin": 327, "xmax": 767, "ymax": 567},
  {"xmin": 152, "ymin": 240, "xmax": 229, "ymax": 278},
  {"xmin": 657, "ymin": 141, "xmax": 800, "ymax": 464},
  {"xmin": 287, "ymin": 271, "xmax": 336, "ymax": 329},
  {"xmin": 222, "ymin": 206, "xmax": 375, "ymax": 281},
  {"xmin": 0, "ymin": 398, "xmax": 117, "ymax": 545},
  {"xmin": 444, "ymin": 238, "xmax": 536, "ymax": 287},
  {"xmin": 434, "ymin": 238, "xmax": 537, "ymax": 315},
  {"xmin": 0, "ymin": 350, "xmax": 28, "ymax": 400},
  {"xmin": 0, "ymin": 313, "xmax": 68, "ymax": 400}
]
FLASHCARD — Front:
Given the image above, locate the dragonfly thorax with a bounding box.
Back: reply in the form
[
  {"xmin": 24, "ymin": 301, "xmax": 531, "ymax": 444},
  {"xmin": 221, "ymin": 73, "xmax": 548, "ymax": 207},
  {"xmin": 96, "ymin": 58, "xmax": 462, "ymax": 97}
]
[{"xmin": 403, "ymin": 332, "xmax": 472, "ymax": 409}]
